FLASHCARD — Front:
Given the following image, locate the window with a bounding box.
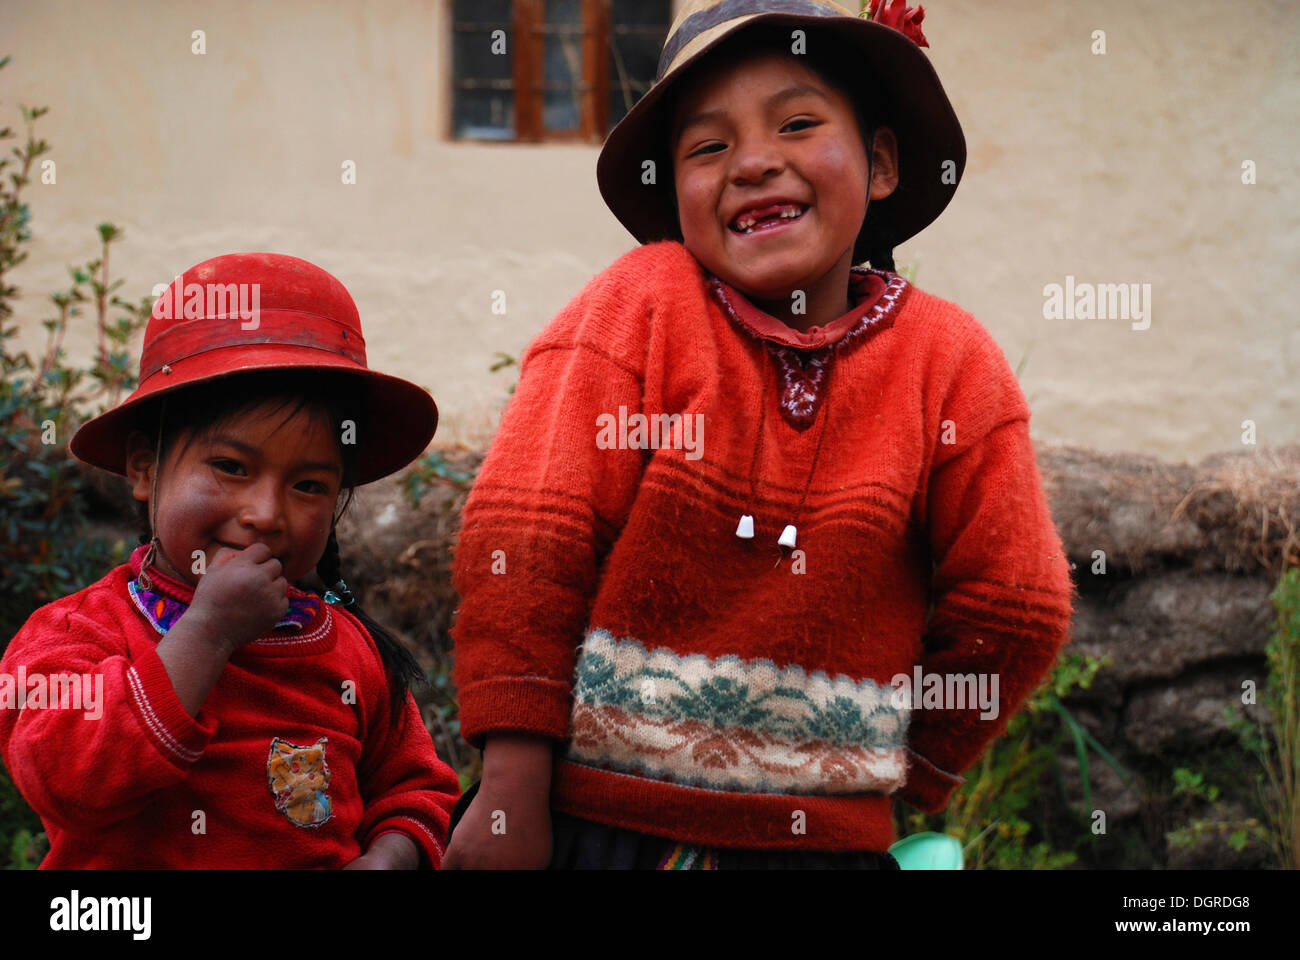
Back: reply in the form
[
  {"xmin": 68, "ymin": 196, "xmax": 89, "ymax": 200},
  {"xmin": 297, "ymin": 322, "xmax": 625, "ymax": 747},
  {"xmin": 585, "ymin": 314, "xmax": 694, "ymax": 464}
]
[{"xmin": 452, "ymin": 0, "xmax": 672, "ymax": 142}]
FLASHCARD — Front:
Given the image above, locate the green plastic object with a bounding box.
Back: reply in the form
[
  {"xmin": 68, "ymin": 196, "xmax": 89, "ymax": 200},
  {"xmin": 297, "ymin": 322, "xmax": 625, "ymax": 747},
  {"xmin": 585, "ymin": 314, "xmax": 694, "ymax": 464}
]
[{"xmin": 888, "ymin": 832, "xmax": 964, "ymax": 870}]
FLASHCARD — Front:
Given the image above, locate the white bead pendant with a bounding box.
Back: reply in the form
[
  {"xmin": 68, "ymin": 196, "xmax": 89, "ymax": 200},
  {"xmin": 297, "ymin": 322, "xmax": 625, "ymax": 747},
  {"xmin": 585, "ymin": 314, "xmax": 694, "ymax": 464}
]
[
  {"xmin": 778, "ymin": 524, "xmax": 797, "ymax": 549},
  {"xmin": 735, "ymin": 514, "xmax": 755, "ymax": 539}
]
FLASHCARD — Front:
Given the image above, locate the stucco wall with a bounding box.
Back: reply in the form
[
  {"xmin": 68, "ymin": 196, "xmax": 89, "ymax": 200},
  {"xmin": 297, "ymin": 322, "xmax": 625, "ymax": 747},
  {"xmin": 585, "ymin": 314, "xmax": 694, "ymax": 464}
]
[{"xmin": 2, "ymin": 0, "xmax": 1297, "ymax": 458}]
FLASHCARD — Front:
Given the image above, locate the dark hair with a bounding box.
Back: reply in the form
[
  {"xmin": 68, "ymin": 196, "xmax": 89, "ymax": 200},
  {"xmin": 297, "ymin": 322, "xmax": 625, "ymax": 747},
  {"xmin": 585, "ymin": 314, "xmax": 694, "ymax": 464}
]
[
  {"xmin": 131, "ymin": 367, "xmax": 425, "ymax": 729},
  {"xmin": 665, "ymin": 23, "xmax": 897, "ymax": 271}
]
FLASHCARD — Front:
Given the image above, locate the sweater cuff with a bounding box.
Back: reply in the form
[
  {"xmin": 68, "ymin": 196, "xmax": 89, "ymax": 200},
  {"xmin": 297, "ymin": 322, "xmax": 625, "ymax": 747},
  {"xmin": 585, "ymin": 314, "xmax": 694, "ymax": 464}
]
[
  {"xmin": 367, "ymin": 817, "xmax": 446, "ymax": 869},
  {"xmin": 456, "ymin": 676, "xmax": 573, "ymax": 750},
  {"xmin": 897, "ymin": 748, "xmax": 965, "ymax": 814},
  {"xmin": 126, "ymin": 645, "xmax": 218, "ymax": 767}
]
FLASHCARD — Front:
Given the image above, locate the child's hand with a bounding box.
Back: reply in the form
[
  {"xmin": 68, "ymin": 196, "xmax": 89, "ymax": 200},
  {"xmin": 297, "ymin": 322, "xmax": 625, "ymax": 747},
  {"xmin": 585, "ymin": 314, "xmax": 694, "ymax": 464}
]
[
  {"xmin": 442, "ymin": 734, "xmax": 555, "ymax": 870},
  {"xmin": 441, "ymin": 781, "xmax": 553, "ymax": 869},
  {"xmin": 157, "ymin": 542, "xmax": 288, "ymax": 716},
  {"xmin": 343, "ymin": 833, "xmax": 420, "ymax": 870},
  {"xmin": 188, "ymin": 543, "xmax": 289, "ymax": 651}
]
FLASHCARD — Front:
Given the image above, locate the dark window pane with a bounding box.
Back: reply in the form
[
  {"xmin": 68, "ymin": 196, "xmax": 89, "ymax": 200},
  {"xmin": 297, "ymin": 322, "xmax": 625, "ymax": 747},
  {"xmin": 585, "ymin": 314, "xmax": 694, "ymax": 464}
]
[
  {"xmin": 616, "ymin": 38, "xmax": 660, "ymax": 81},
  {"xmin": 611, "ymin": 0, "xmax": 671, "ymax": 27},
  {"xmin": 454, "ymin": 0, "xmax": 511, "ymax": 22},
  {"xmin": 452, "ymin": 1, "xmax": 512, "ymax": 139},
  {"xmin": 542, "ymin": 0, "xmax": 583, "ymax": 131},
  {"xmin": 608, "ymin": 82, "xmax": 652, "ymax": 128},
  {"xmin": 544, "ymin": 0, "xmax": 582, "ymax": 25},
  {"xmin": 454, "ymin": 30, "xmax": 513, "ymax": 82},
  {"xmin": 608, "ymin": 1, "xmax": 670, "ymax": 130},
  {"xmin": 543, "ymin": 30, "xmax": 581, "ymax": 86},
  {"xmin": 608, "ymin": 89, "xmax": 628, "ymax": 128},
  {"xmin": 454, "ymin": 89, "xmax": 516, "ymax": 140}
]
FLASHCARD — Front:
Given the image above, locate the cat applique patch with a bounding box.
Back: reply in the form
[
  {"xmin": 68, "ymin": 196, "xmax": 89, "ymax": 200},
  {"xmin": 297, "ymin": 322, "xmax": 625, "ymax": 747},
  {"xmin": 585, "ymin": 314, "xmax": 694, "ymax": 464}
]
[{"xmin": 267, "ymin": 737, "xmax": 333, "ymax": 828}]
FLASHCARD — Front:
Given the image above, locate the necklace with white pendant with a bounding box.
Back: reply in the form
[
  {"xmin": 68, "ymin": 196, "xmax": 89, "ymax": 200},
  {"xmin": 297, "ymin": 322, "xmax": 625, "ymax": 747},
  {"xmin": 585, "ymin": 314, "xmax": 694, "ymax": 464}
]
[{"xmin": 737, "ymin": 381, "xmax": 829, "ymax": 551}]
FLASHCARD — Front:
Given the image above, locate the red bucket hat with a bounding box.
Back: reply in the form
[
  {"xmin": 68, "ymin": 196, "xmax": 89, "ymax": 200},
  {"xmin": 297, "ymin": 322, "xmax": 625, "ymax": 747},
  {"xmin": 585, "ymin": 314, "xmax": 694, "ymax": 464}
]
[{"xmin": 69, "ymin": 252, "xmax": 438, "ymax": 486}]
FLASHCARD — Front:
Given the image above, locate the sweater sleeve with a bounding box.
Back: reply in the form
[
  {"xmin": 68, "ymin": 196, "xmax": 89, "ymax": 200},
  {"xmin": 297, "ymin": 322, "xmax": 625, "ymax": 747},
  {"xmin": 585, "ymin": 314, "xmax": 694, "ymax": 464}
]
[
  {"xmin": 355, "ymin": 691, "xmax": 462, "ymax": 870},
  {"xmin": 450, "ymin": 249, "xmax": 654, "ymax": 750},
  {"xmin": 0, "ymin": 606, "xmax": 219, "ymax": 831},
  {"xmin": 897, "ymin": 321, "xmax": 1077, "ymax": 814}
]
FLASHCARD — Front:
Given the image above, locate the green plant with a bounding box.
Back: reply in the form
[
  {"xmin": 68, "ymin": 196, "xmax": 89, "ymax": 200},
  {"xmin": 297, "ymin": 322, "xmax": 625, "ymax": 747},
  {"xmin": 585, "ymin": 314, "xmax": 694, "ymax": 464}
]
[
  {"xmin": 1, "ymin": 54, "xmax": 152, "ymax": 867},
  {"xmin": 487, "ymin": 350, "xmax": 518, "ymax": 398},
  {"xmin": 399, "ymin": 351, "xmax": 516, "ymax": 509},
  {"xmin": 1223, "ymin": 564, "xmax": 1300, "ymax": 868},
  {"xmin": 489, "ymin": 351, "xmax": 517, "ymax": 382},
  {"xmin": 1014, "ymin": 342, "xmax": 1034, "ymax": 380},
  {"xmin": 1172, "ymin": 766, "xmax": 1220, "ymax": 803},
  {"xmin": 1047, "ymin": 653, "xmax": 1133, "ymax": 818},
  {"xmin": 421, "ymin": 657, "xmax": 479, "ymax": 790},
  {"xmin": 901, "ymin": 652, "xmax": 1128, "ymax": 869},
  {"xmin": 1166, "ymin": 817, "xmax": 1268, "ymax": 856},
  {"xmin": 0, "ymin": 766, "xmax": 46, "ymax": 869},
  {"xmin": 1, "ymin": 221, "xmax": 147, "ymax": 623},
  {"xmin": 1, "ymin": 97, "xmax": 146, "ymax": 624},
  {"xmin": 1164, "ymin": 765, "xmax": 1268, "ymax": 856},
  {"xmin": 402, "ymin": 450, "xmax": 475, "ymax": 509}
]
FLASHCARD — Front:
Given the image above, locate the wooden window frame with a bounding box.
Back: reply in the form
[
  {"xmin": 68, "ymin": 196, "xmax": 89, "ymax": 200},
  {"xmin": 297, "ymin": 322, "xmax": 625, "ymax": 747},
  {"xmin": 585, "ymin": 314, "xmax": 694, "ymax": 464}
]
[
  {"xmin": 512, "ymin": 0, "xmax": 609, "ymax": 143},
  {"xmin": 452, "ymin": 0, "xmax": 670, "ymax": 144}
]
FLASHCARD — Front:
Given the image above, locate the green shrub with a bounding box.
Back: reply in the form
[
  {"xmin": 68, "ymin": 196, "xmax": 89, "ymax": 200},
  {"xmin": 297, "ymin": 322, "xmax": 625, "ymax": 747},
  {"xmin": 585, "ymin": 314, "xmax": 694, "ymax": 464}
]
[
  {"xmin": 1, "ymin": 54, "xmax": 152, "ymax": 867},
  {"xmin": 1164, "ymin": 764, "xmax": 1267, "ymax": 858},
  {"xmin": 899, "ymin": 652, "xmax": 1126, "ymax": 869},
  {"xmin": 1223, "ymin": 564, "xmax": 1300, "ymax": 868}
]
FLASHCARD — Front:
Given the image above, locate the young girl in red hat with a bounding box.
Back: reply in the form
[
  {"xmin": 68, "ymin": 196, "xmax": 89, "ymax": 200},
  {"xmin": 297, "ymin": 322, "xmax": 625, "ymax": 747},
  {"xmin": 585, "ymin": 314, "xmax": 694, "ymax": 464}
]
[
  {"xmin": 444, "ymin": 0, "xmax": 1076, "ymax": 869},
  {"xmin": 0, "ymin": 252, "xmax": 460, "ymax": 869}
]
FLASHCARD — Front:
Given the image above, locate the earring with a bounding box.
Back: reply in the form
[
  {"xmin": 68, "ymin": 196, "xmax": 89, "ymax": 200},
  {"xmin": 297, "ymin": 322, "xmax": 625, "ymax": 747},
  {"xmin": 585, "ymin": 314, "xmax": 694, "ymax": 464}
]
[{"xmin": 137, "ymin": 536, "xmax": 161, "ymax": 591}]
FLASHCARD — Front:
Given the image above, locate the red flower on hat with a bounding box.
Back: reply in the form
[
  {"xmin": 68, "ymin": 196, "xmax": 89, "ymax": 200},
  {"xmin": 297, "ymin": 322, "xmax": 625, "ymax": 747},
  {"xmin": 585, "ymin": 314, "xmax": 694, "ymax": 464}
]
[{"xmin": 865, "ymin": 0, "xmax": 929, "ymax": 48}]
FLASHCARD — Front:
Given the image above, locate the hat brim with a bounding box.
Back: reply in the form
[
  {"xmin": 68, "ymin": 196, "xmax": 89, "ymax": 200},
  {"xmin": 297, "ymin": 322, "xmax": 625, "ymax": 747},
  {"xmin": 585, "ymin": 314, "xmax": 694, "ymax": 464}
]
[
  {"xmin": 596, "ymin": 13, "xmax": 966, "ymax": 261},
  {"xmin": 68, "ymin": 350, "xmax": 438, "ymax": 487}
]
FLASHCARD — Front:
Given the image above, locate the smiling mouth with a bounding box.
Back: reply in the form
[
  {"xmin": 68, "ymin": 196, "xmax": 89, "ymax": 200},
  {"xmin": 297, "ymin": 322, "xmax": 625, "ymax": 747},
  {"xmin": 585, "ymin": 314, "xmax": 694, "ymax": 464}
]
[
  {"xmin": 729, "ymin": 203, "xmax": 809, "ymax": 235},
  {"xmin": 215, "ymin": 541, "xmax": 282, "ymax": 562}
]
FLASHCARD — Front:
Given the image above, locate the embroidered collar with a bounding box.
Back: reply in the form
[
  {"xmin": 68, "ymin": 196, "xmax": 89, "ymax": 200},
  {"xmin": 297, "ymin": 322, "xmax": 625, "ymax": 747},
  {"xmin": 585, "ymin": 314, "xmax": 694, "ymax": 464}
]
[
  {"xmin": 707, "ymin": 267, "xmax": 911, "ymax": 431},
  {"xmin": 126, "ymin": 542, "xmax": 322, "ymax": 636},
  {"xmin": 706, "ymin": 266, "xmax": 908, "ymax": 353}
]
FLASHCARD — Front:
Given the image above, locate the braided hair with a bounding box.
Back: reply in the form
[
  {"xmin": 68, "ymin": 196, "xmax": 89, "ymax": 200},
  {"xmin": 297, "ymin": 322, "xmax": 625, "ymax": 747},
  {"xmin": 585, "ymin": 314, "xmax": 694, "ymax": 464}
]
[
  {"xmin": 313, "ymin": 507, "xmax": 426, "ymax": 729},
  {"xmin": 130, "ymin": 368, "xmax": 426, "ymax": 730}
]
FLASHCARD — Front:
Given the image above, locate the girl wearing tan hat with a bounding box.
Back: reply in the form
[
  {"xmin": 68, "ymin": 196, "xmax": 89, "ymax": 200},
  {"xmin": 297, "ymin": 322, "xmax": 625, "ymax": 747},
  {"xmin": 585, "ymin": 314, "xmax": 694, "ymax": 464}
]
[
  {"xmin": 0, "ymin": 253, "xmax": 461, "ymax": 868},
  {"xmin": 445, "ymin": 0, "xmax": 1075, "ymax": 869}
]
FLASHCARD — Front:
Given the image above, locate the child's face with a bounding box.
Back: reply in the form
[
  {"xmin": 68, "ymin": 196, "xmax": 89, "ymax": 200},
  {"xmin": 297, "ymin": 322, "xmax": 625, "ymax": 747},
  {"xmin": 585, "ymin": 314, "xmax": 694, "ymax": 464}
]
[
  {"xmin": 670, "ymin": 49, "xmax": 893, "ymax": 299},
  {"xmin": 125, "ymin": 400, "xmax": 344, "ymax": 589}
]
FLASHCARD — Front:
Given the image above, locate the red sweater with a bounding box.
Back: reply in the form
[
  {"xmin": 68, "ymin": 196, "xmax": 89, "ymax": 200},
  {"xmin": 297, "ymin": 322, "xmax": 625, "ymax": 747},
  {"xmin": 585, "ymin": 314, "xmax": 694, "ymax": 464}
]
[
  {"xmin": 451, "ymin": 240, "xmax": 1076, "ymax": 851},
  {"xmin": 0, "ymin": 544, "xmax": 460, "ymax": 868}
]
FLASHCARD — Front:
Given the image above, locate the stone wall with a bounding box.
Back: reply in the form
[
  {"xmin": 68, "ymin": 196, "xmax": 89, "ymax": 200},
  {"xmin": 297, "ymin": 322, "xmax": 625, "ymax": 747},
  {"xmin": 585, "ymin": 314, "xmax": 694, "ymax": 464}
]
[{"xmin": 1039, "ymin": 443, "xmax": 1297, "ymax": 867}]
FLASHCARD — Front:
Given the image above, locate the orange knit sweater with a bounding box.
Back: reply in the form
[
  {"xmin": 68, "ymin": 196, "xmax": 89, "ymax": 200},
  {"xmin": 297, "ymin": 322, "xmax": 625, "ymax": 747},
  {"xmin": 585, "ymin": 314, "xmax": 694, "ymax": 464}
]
[{"xmin": 450, "ymin": 240, "xmax": 1076, "ymax": 851}]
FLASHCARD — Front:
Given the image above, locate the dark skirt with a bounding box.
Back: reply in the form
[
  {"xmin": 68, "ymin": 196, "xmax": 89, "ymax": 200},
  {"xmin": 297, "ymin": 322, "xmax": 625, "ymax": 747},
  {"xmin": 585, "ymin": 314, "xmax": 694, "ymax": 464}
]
[{"xmin": 446, "ymin": 780, "xmax": 901, "ymax": 870}]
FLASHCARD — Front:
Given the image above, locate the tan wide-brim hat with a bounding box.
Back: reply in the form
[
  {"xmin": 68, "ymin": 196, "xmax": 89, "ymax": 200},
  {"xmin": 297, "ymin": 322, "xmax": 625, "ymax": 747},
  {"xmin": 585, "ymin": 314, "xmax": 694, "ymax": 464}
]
[{"xmin": 596, "ymin": 0, "xmax": 966, "ymax": 263}]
